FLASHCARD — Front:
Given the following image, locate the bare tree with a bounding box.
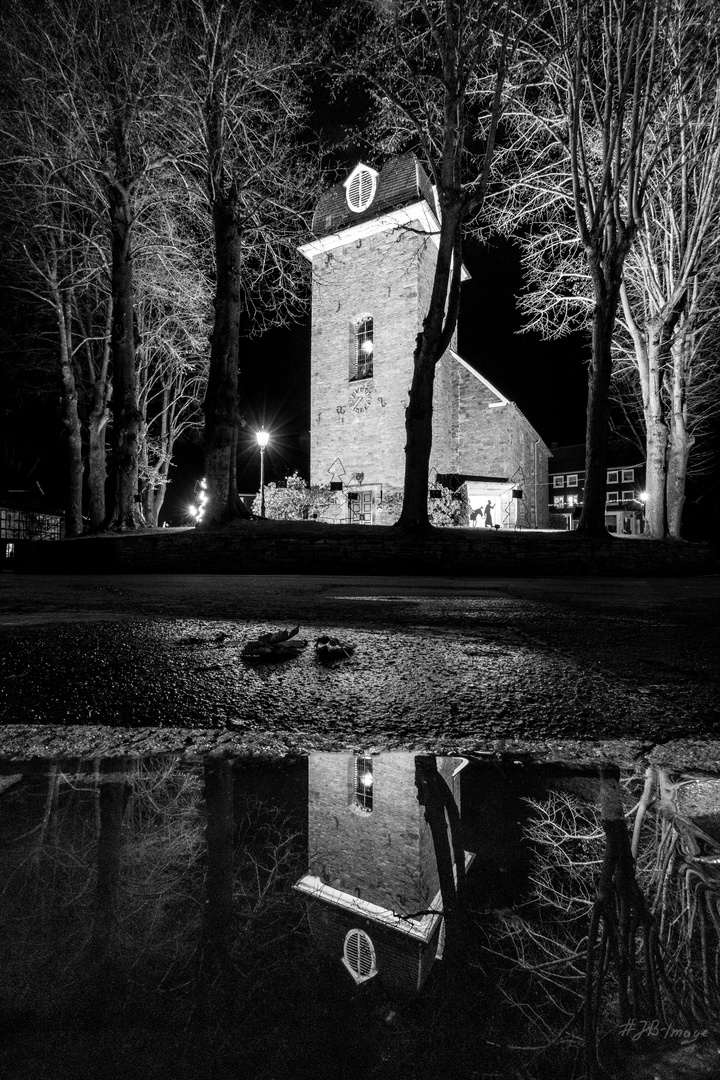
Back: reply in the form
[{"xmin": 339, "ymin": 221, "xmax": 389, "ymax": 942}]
[
  {"xmin": 168, "ymin": 0, "xmax": 317, "ymax": 526},
  {"xmin": 501, "ymin": 0, "xmax": 709, "ymax": 535},
  {"xmin": 337, "ymin": 0, "xmax": 524, "ymax": 528},
  {"xmin": 612, "ymin": 51, "xmax": 720, "ymax": 539}
]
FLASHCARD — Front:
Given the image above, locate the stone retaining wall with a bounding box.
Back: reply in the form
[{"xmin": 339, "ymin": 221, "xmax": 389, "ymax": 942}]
[{"xmin": 15, "ymin": 522, "xmax": 717, "ymax": 577}]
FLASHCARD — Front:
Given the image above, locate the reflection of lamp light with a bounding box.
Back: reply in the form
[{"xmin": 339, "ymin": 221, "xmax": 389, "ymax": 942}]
[
  {"xmin": 256, "ymin": 430, "xmax": 269, "ymax": 518},
  {"xmin": 360, "ymin": 771, "xmax": 373, "ymax": 788},
  {"xmin": 360, "ymin": 340, "xmax": 373, "ymax": 354}
]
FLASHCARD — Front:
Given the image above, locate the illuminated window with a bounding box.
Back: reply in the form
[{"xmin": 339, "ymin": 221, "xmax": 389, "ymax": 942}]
[
  {"xmin": 566, "ymin": 474, "xmax": 578, "ymax": 487},
  {"xmin": 343, "ymin": 163, "xmax": 378, "ymax": 213},
  {"xmin": 553, "ymin": 496, "xmax": 565, "ymax": 508},
  {"xmin": 621, "ymin": 469, "xmax": 635, "ymax": 483},
  {"xmin": 350, "ymin": 316, "xmax": 373, "ymax": 380},
  {"xmin": 552, "ymin": 476, "xmax": 564, "ymax": 488},
  {"xmin": 607, "ymin": 470, "xmax": 619, "ymax": 484},
  {"xmin": 342, "ymin": 929, "xmax": 377, "ymax": 984},
  {"xmin": 354, "ymin": 755, "xmax": 373, "ymax": 812}
]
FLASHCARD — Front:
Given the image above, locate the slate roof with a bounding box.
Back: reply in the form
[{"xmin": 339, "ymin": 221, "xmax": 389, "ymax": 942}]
[{"xmin": 311, "ymin": 154, "xmax": 437, "ymax": 238}]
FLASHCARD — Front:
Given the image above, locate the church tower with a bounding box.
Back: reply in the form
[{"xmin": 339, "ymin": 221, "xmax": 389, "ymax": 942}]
[
  {"xmin": 299, "ymin": 154, "xmax": 460, "ymax": 523},
  {"xmin": 299, "ymin": 154, "xmax": 551, "ymax": 527}
]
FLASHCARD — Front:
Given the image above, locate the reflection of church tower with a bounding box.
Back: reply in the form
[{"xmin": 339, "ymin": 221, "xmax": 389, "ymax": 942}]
[
  {"xmin": 295, "ymin": 753, "xmax": 471, "ymax": 991},
  {"xmin": 298, "ymin": 153, "xmax": 551, "ymax": 527}
]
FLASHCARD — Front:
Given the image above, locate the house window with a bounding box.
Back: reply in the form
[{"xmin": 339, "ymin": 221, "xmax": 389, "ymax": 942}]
[
  {"xmin": 553, "ymin": 496, "xmax": 565, "ymax": 508},
  {"xmin": 621, "ymin": 469, "xmax": 635, "ymax": 483},
  {"xmin": 350, "ymin": 316, "xmax": 373, "ymax": 380},
  {"xmin": 621, "ymin": 490, "xmax": 635, "ymax": 502},
  {"xmin": 343, "ymin": 163, "xmax": 379, "ymax": 213},
  {"xmin": 606, "ymin": 492, "xmax": 619, "ymax": 504},
  {"xmin": 552, "ymin": 476, "xmax": 564, "ymax": 489},
  {"xmin": 342, "ymin": 929, "xmax": 377, "ymax": 984},
  {"xmin": 566, "ymin": 474, "xmax": 578, "ymax": 487},
  {"xmin": 353, "ymin": 756, "xmax": 373, "ymax": 812},
  {"xmin": 607, "ymin": 470, "xmax": 619, "ymax": 484}
]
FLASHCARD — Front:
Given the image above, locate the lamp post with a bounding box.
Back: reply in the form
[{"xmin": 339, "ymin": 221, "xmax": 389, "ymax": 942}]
[{"xmin": 256, "ymin": 429, "xmax": 269, "ymax": 517}]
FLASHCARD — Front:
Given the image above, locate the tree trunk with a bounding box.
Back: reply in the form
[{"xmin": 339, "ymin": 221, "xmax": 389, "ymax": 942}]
[
  {"xmin": 88, "ymin": 399, "xmax": 109, "ymax": 530},
  {"xmin": 642, "ymin": 329, "xmax": 669, "ymax": 539},
  {"xmin": 202, "ymin": 194, "xmax": 251, "ymax": 526},
  {"xmin": 414, "ymin": 755, "xmax": 468, "ymax": 961},
  {"xmin": 57, "ymin": 298, "xmax": 84, "ymax": 537},
  {"xmin": 396, "ymin": 349, "xmax": 437, "ymax": 529},
  {"xmin": 666, "ymin": 339, "xmax": 694, "ymax": 540},
  {"xmin": 106, "ymin": 175, "xmax": 144, "ymax": 530},
  {"xmin": 577, "ymin": 259, "xmax": 623, "ymax": 537},
  {"xmin": 91, "ymin": 757, "xmax": 131, "ymax": 962}
]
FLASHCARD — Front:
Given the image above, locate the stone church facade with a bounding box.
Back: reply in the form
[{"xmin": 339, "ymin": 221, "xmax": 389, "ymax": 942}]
[
  {"xmin": 299, "ymin": 154, "xmax": 551, "ymax": 528},
  {"xmin": 294, "ymin": 753, "xmax": 470, "ymax": 991}
]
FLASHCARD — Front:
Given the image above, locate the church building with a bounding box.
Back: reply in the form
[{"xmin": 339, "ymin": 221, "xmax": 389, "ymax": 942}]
[{"xmin": 298, "ymin": 154, "xmax": 551, "ymax": 528}]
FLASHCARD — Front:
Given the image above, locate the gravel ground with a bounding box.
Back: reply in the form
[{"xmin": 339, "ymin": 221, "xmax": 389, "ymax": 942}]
[{"xmin": 1, "ymin": 573, "xmax": 719, "ymax": 765}]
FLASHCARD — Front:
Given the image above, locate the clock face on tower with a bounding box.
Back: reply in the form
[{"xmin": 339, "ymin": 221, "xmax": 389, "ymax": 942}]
[{"xmin": 349, "ymin": 385, "xmax": 372, "ymax": 413}]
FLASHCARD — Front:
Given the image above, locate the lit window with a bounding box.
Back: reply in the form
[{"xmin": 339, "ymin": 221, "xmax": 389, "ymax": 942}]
[
  {"xmin": 343, "ymin": 163, "xmax": 379, "ymax": 213},
  {"xmin": 606, "ymin": 492, "xmax": 619, "ymax": 504},
  {"xmin": 342, "ymin": 929, "xmax": 377, "ymax": 984},
  {"xmin": 566, "ymin": 474, "xmax": 578, "ymax": 487},
  {"xmin": 621, "ymin": 469, "xmax": 634, "ymax": 483},
  {"xmin": 552, "ymin": 476, "xmax": 564, "ymax": 489},
  {"xmin": 553, "ymin": 496, "xmax": 565, "ymax": 507},
  {"xmin": 607, "ymin": 470, "xmax": 619, "ymax": 484},
  {"xmin": 351, "ymin": 316, "xmax": 373, "ymax": 380},
  {"xmin": 354, "ymin": 756, "xmax": 373, "ymax": 812}
]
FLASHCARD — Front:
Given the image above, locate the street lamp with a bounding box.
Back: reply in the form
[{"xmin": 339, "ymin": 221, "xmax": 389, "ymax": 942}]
[{"xmin": 256, "ymin": 429, "xmax": 269, "ymax": 517}]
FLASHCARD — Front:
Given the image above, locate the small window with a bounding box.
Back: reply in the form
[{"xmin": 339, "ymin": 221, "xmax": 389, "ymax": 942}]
[
  {"xmin": 342, "ymin": 929, "xmax": 377, "ymax": 984},
  {"xmin": 553, "ymin": 496, "xmax": 565, "ymax": 508},
  {"xmin": 621, "ymin": 490, "xmax": 635, "ymax": 502},
  {"xmin": 607, "ymin": 470, "xmax": 619, "ymax": 484},
  {"xmin": 343, "ymin": 163, "xmax": 379, "ymax": 213},
  {"xmin": 566, "ymin": 474, "xmax": 578, "ymax": 488},
  {"xmin": 354, "ymin": 756, "xmax": 373, "ymax": 812},
  {"xmin": 350, "ymin": 316, "xmax": 373, "ymax": 380},
  {"xmin": 552, "ymin": 476, "xmax": 564, "ymax": 489},
  {"xmin": 606, "ymin": 492, "xmax": 619, "ymax": 504},
  {"xmin": 621, "ymin": 469, "xmax": 634, "ymax": 483}
]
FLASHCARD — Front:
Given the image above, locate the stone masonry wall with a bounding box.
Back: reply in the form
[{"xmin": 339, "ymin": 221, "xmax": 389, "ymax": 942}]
[
  {"xmin": 310, "ymin": 229, "xmax": 421, "ymax": 490},
  {"xmin": 455, "ymin": 366, "xmax": 551, "ymax": 527},
  {"xmin": 307, "ymin": 752, "xmax": 436, "ymax": 914}
]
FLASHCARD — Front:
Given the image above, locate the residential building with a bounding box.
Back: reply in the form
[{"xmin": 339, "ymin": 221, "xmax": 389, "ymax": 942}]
[
  {"xmin": 298, "ymin": 154, "xmax": 551, "ymax": 527},
  {"xmin": 549, "ymin": 441, "xmax": 646, "ymax": 534},
  {"xmin": 1, "ymin": 489, "xmax": 64, "ymax": 562}
]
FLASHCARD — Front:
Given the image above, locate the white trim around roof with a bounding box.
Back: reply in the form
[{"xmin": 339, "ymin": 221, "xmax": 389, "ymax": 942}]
[
  {"xmin": 294, "ymin": 851, "xmax": 476, "ymax": 943},
  {"xmin": 299, "ymin": 202, "xmax": 471, "ymax": 282},
  {"xmin": 450, "ymin": 351, "xmax": 509, "ymax": 407}
]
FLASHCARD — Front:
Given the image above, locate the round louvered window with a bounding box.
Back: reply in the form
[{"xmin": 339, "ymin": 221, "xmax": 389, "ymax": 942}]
[
  {"xmin": 342, "ymin": 928, "xmax": 377, "ymax": 984},
  {"xmin": 344, "ymin": 164, "xmax": 378, "ymax": 213}
]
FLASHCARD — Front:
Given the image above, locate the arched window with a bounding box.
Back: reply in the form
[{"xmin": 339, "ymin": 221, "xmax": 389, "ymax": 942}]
[
  {"xmin": 342, "ymin": 929, "xmax": 377, "ymax": 984},
  {"xmin": 343, "ymin": 163, "xmax": 378, "ymax": 213},
  {"xmin": 350, "ymin": 316, "xmax": 373, "ymax": 380},
  {"xmin": 353, "ymin": 755, "xmax": 373, "ymax": 812}
]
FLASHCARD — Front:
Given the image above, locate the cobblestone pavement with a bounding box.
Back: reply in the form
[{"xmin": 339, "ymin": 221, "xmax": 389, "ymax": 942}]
[{"xmin": 1, "ymin": 573, "xmax": 718, "ymax": 763}]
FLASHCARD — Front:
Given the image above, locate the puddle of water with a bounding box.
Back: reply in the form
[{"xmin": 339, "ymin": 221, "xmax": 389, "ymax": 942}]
[{"xmin": 1, "ymin": 751, "xmax": 718, "ymax": 1079}]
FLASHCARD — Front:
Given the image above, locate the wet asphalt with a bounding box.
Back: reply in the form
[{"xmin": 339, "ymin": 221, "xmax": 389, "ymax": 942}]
[{"xmin": 0, "ymin": 573, "xmax": 718, "ymax": 761}]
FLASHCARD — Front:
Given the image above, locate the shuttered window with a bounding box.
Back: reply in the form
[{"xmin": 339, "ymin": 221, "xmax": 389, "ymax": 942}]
[
  {"xmin": 342, "ymin": 929, "xmax": 377, "ymax": 984},
  {"xmin": 343, "ymin": 164, "xmax": 378, "ymax": 213}
]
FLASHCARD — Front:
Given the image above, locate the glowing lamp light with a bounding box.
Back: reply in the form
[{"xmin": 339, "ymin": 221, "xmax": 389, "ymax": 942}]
[
  {"xmin": 256, "ymin": 430, "xmax": 269, "ymax": 517},
  {"xmin": 639, "ymin": 491, "xmax": 647, "ymax": 503},
  {"xmin": 256, "ymin": 429, "xmax": 270, "ymax": 449}
]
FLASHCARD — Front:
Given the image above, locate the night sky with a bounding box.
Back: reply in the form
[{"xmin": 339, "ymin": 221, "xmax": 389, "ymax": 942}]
[{"xmin": 167, "ymin": 231, "xmax": 591, "ymax": 525}]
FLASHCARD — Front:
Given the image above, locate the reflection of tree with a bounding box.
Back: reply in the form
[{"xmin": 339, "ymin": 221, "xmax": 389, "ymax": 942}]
[
  {"xmin": 483, "ymin": 766, "xmax": 720, "ymax": 1079},
  {"xmin": 414, "ymin": 755, "xmax": 467, "ymax": 959}
]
